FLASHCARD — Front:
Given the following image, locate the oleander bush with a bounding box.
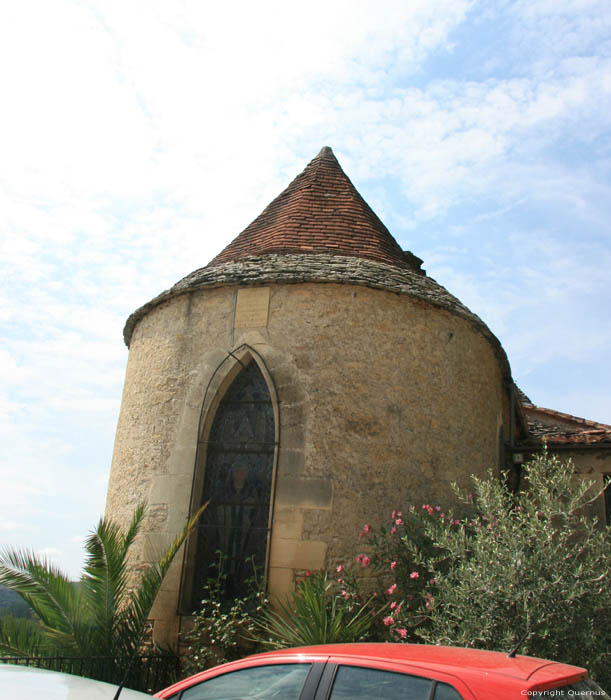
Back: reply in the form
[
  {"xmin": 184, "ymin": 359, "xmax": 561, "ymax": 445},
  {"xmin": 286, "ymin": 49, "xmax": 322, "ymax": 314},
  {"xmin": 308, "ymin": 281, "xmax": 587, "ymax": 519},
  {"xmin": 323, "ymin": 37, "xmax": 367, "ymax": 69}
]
[
  {"xmin": 358, "ymin": 451, "xmax": 611, "ymax": 687},
  {"xmin": 185, "ymin": 453, "xmax": 609, "ymax": 688}
]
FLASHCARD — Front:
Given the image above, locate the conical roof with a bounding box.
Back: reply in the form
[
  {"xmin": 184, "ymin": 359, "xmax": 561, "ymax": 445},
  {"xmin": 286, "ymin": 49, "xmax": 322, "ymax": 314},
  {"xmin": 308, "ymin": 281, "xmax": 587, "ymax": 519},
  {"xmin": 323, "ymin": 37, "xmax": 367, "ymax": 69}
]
[
  {"xmin": 122, "ymin": 148, "xmax": 511, "ymax": 384},
  {"xmin": 207, "ymin": 147, "xmax": 422, "ymax": 272}
]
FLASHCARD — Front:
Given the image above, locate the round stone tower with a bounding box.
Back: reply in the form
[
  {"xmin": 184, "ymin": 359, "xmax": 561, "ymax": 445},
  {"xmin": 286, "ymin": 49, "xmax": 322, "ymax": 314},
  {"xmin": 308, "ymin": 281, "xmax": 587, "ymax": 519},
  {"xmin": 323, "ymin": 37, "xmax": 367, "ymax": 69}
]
[{"xmin": 105, "ymin": 147, "xmax": 512, "ymax": 646}]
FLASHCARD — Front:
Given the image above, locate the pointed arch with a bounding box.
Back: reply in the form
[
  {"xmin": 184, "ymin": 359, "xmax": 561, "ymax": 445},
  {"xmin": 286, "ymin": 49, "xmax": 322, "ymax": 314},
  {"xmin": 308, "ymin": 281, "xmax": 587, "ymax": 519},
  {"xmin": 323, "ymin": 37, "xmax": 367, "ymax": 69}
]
[{"xmin": 180, "ymin": 346, "xmax": 279, "ymax": 611}]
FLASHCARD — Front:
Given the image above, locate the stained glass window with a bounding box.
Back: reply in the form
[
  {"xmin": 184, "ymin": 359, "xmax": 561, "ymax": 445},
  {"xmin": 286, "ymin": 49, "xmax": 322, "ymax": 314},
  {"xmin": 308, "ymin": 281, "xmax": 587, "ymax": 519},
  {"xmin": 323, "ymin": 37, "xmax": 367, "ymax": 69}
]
[{"xmin": 191, "ymin": 361, "xmax": 275, "ymax": 606}]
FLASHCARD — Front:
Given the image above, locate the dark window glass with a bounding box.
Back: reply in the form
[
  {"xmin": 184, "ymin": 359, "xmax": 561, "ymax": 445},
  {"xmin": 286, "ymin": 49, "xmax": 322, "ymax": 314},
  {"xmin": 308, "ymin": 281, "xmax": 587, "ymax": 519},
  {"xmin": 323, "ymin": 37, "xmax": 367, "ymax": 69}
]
[
  {"xmin": 604, "ymin": 474, "xmax": 611, "ymax": 526},
  {"xmin": 180, "ymin": 663, "xmax": 311, "ymax": 700},
  {"xmin": 191, "ymin": 361, "xmax": 275, "ymax": 606},
  {"xmin": 329, "ymin": 665, "xmax": 432, "ymax": 700},
  {"xmin": 434, "ymin": 681, "xmax": 464, "ymax": 700}
]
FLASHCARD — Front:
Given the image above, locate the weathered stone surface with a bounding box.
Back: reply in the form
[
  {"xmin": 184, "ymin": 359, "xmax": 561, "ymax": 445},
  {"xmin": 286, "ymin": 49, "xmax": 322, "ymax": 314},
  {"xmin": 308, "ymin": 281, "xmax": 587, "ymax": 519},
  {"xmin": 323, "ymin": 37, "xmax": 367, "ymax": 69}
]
[
  {"xmin": 106, "ymin": 280, "xmax": 508, "ymax": 647},
  {"xmin": 122, "ymin": 254, "xmax": 511, "ymax": 384}
]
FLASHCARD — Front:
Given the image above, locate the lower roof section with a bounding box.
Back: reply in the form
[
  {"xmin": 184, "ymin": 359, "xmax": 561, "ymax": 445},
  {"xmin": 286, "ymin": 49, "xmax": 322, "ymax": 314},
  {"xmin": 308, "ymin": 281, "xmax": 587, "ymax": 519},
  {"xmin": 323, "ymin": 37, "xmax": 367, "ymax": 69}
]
[{"xmin": 520, "ymin": 402, "xmax": 611, "ymax": 446}]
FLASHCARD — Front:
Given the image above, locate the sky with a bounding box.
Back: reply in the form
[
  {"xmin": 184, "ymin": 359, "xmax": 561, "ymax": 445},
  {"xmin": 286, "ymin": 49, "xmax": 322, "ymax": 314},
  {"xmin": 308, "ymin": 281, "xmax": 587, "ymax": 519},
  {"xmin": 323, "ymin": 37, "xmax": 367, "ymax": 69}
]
[{"xmin": 1, "ymin": 0, "xmax": 610, "ymax": 578}]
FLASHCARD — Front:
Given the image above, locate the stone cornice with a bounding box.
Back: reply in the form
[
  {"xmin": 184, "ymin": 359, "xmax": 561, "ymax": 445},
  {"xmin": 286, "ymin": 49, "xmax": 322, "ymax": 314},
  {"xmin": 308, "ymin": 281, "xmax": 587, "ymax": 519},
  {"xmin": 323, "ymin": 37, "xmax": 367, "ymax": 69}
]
[{"xmin": 123, "ymin": 253, "xmax": 511, "ymax": 380}]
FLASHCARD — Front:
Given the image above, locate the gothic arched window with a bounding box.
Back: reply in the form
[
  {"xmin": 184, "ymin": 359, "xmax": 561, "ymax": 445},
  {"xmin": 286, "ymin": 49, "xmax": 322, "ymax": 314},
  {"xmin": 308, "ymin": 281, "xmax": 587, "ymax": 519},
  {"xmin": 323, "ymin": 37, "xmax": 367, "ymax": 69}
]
[{"xmin": 190, "ymin": 360, "xmax": 275, "ymax": 607}]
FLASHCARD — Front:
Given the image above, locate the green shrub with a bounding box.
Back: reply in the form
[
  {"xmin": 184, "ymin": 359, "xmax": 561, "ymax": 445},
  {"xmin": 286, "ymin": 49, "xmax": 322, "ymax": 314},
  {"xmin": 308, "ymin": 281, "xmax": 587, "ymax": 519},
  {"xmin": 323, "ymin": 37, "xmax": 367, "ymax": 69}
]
[
  {"xmin": 185, "ymin": 560, "xmax": 384, "ymax": 664},
  {"xmin": 253, "ymin": 569, "xmax": 381, "ymax": 648},
  {"xmin": 181, "ymin": 555, "xmax": 268, "ymax": 674},
  {"xmin": 360, "ymin": 452, "xmax": 611, "ymax": 687},
  {"xmin": 355, "ymin": 504, "xmax": 456, "ymax": 640}
]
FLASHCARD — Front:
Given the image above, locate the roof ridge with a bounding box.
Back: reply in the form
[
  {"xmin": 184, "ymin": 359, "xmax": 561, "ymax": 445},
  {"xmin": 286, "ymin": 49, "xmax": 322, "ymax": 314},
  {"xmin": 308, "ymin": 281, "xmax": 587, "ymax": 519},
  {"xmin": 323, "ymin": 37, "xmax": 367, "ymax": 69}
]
[
  {"xmin": 524, "ymin": 404, "xmax": 611, "ymax": 431},
  {"xmin": 206, "ymin": 147, "xmax": 424, "ymax": 273}
]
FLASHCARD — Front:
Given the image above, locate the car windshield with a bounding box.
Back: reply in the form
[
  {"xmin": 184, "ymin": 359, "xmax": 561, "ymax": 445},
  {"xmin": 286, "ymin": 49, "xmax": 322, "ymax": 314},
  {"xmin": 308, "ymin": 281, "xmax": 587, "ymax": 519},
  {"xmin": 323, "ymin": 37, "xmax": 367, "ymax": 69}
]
[{"xmin": 535, "ymin": 678, "xmax": 610, "ymax": 699}]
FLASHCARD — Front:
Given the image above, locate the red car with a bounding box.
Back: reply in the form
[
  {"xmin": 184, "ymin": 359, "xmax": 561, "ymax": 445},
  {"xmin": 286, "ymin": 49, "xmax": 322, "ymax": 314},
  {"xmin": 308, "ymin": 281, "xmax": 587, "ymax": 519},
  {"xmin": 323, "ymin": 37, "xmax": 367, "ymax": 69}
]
[{"xmin": 154, "ymin": 643, "xmax": 609, "ymax": 700}]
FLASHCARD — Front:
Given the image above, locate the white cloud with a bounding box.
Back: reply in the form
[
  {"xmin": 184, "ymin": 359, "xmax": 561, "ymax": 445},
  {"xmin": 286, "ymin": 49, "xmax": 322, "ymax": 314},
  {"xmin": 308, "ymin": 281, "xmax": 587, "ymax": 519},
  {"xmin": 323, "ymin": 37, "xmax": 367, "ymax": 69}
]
[{"xmin": 1, "ymin": 0, "xmax": 610, "ymax": 575}]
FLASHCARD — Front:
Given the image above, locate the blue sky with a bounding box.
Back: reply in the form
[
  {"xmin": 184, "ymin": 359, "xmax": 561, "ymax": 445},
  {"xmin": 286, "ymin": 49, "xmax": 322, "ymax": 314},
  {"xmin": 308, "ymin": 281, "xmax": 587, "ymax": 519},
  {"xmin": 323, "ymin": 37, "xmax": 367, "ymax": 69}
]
[{"xmin": 1, "ymin": 0, "xmax": 610, "ymax": 577}]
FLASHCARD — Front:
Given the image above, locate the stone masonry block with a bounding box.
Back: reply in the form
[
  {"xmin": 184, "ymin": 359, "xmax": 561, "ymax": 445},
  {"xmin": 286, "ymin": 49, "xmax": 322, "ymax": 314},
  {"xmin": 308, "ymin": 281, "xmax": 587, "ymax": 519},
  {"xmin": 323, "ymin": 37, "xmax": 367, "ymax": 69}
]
[
  {"xmin": 276, "ymin": 448, "xmax": 305, "ymax": 477},
  {"xmin": 275, "ymin": 477, "xmax": 333, "ymax": 509},
  {"xmin": 269, "ymin": 538, "xmax": 327, "ymax": 570},
  {"xmin": 149, "ymin": 588, "xmax": 179, "ymax": 620},
  {"xmin": 271, "ymin": 506, "xmax": 303, "ymax": 540},
  {"xmin": 267, "ymin": 566, "xmax": 294, "ymax": 601}
]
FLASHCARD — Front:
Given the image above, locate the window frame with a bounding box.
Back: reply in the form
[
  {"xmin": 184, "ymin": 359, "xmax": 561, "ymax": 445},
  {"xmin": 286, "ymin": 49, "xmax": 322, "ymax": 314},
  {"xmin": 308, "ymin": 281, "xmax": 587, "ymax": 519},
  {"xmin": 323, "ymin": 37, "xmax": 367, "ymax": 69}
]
[
  {"xmin": 178, "ymin": 347, "xmax": 280, "ymax": 614},
  {"xmin": 312, "ymin": 659, "xmax": 474, "ymax": 700}
]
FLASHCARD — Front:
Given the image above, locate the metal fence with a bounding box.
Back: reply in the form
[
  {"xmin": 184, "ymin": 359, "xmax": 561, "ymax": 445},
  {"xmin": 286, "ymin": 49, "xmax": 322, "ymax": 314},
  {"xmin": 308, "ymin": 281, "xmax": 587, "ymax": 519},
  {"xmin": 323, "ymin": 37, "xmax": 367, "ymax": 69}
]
[{"xmin": 0, "ymin": 653, "xmax": 180, "ymax": 693}]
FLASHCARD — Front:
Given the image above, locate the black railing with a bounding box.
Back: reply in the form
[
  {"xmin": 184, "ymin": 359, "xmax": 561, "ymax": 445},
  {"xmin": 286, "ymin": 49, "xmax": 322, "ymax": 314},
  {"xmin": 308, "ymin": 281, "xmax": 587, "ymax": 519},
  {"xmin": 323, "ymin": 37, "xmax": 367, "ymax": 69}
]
[{"xmin": 0, "ymin": 653, "xmax": 180, "ymax": 693}]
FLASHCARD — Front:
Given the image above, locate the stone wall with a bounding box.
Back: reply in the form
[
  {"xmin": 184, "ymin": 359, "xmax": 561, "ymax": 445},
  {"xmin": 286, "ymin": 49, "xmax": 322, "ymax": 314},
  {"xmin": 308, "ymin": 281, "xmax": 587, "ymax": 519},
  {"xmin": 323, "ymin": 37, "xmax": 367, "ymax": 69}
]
[
  {"xmin": 550, "ymin": 448, "xmax": 611, "ymax": 525},
  {"xmin": 105, "ymin": 281, "xmax": 508, "ymax": 646}
]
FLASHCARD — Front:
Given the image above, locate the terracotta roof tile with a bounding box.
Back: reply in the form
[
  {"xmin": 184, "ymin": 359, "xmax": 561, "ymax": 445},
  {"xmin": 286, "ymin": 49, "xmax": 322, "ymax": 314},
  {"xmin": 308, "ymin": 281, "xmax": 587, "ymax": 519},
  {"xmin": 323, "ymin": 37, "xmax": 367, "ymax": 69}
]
[
  {"xmin": 207, "ymin": 147, "xmax": 423, "ymax": 273},
  {"xmin": 522, "ymin": 404, "xmax": 611, "ymax": 446}
]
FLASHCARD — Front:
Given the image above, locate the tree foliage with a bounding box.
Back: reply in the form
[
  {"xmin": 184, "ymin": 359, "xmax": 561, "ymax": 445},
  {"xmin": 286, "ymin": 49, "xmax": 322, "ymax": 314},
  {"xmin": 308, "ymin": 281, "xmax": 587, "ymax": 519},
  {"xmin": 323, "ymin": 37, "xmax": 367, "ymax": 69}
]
[{"xmin": 360, "ymin": 452, "xmax": 611, "ymax": 687}]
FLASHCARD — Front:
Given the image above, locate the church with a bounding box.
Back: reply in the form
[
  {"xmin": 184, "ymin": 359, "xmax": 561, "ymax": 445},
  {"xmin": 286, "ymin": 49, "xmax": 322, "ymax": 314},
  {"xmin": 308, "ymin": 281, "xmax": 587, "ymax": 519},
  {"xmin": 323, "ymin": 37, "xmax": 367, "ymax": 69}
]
[{"xmin": 105, "ymin": 147, "xmax": 611, "ymax": 647}]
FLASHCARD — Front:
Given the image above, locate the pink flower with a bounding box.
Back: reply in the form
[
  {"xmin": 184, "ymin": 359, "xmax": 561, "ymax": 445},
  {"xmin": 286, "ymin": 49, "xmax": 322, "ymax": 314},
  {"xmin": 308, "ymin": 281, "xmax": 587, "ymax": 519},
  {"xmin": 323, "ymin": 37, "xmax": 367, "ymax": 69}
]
[
  {"xmin": 357, "ymin": 553, "xmax": 371, "ymax": 567},
  {"xmin": 336, "ymin": 564, "xmax": 343, "ymax": 573},
  {"xmin": 435, "ymin": 506, "xmax": 441, "ymax": 511},
  {"xmin": 383, "ymin": 616, "xmax": 394, "ymax": 626},
  {"xmin": 341, "ymin": 590, "xmax": 349, "ymax": 599},
  {"xmin": 390, "ymin": 560, "xmax": 397, "ymax": 570},
  {"xmin": 395, "ymin": 517, "xmax": 404, "ymax": 525},
  {"xmin": 395, "ymin": 627, "xmax": 408, "ymax": 639},
  {"xmin": 386, "ymin": 583, "xmax": 397, "ymax": 595},
  {"xmin": 392, "ymin": 510, "xmax": 402, "ymax": 519},
  {"xmin": 390, "ymin": 526, "xmax": 397, "ymax": 535},
  {"xmin": 390, "ymin": 601, "xmax": 397, "ymax": 609},
  {"xmin": 358, "ymin": 524, "xmax": 372, "ymax": 540},
  {"xmin": 410, "ymin": 571, "xmax": 419, "ymax": 580},
  {"xmin": 305, "ymin": 570, "xmax": 311, "ymax": 577}
]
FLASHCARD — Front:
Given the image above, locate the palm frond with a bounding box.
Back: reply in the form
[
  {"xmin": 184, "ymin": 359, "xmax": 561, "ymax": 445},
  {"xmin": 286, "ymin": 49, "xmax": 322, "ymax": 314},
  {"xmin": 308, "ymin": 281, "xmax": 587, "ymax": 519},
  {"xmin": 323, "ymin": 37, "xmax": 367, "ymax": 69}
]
[
  {"xmin": 79, "ymin": 504, "xmax": 151, "ymax": 656},
  {"xmin": 253, "ymin": 572, "xmax": 380, "ymax": 648},
  {"xmin": 81, "ymin": 519, "xmax": 127, "ymax": 646},
  {"xmin": 119, "ymin": 502, "xmax": 209, "ymax": 654},
  {"xmin": 121, "ymin": 503, "xmax": 147, "ymax": 557},
  {"xmin": 0, "ymin": 502, "xmax": 207, "ymax": 661},
  {"xmin": 0, "ymin": 548, "xmax": 81, "ymax": 648}
]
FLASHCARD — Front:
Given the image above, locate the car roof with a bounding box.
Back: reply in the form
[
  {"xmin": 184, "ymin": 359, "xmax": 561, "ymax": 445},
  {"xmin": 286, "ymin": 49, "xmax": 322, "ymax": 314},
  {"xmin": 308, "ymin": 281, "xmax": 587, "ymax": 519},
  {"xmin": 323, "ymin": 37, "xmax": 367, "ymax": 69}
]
[
  {"xmin": 0, "ymin": 663, "xmax": 152, "ymax": 699},
  {"xmin": 237, "ymin": 643, "xmax": 586, "ymax": 683}
]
